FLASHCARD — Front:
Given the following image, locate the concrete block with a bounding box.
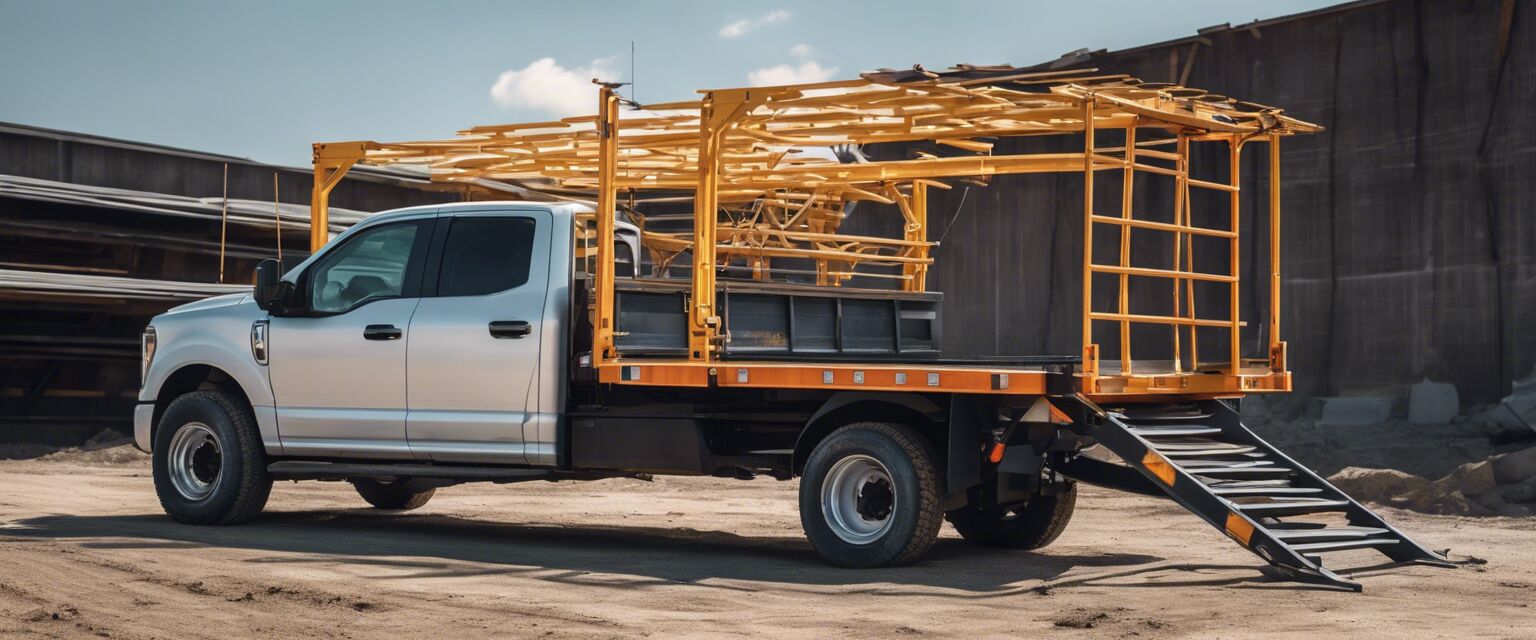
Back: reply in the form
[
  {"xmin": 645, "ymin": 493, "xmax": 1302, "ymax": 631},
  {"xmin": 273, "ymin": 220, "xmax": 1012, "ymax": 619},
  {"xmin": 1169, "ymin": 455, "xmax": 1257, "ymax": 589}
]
[
  {"xmin": 1408, "ymin": 378, "xmax": 1459, "ymax": 424},
  {"xmin": 1317, "ymin": 396, "xmax": 1393, "ymax": 427},
  {"xmin": 1501, "ymin": 365, "xmax": 1536, "ymax": 433}
]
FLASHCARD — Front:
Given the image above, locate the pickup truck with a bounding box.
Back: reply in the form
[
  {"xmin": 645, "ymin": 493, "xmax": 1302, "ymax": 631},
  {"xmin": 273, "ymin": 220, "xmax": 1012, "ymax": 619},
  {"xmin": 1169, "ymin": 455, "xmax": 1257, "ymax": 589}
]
[
  {"xmin": 134, "ymin": 200, "xmax": 1445, "ymax": 585},
  {"xmin": 136, "ymin": 200, "xmax": 1083, "ymax": 568}
]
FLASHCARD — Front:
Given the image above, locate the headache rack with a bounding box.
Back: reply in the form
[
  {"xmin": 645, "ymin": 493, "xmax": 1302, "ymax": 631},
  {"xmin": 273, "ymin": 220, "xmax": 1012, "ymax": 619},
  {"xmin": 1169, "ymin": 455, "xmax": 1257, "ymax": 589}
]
[{"xmin": 310, "ymin": 64, "xmax": 1320, "ymax": 400}]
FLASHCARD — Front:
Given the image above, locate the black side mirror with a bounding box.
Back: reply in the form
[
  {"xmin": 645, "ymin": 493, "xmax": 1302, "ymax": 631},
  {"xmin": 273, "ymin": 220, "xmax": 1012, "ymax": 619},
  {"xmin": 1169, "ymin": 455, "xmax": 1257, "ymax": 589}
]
[{"xmin": 253, "ymin": 259, "xmax": 291, "ymax": 313}]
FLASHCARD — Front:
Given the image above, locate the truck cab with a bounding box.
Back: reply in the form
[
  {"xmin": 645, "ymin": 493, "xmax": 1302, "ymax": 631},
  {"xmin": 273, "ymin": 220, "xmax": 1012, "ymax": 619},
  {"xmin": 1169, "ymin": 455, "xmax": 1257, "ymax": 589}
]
[{"xmin": 138, "ymin": 202, "xmax": 639, "ymax": 465}]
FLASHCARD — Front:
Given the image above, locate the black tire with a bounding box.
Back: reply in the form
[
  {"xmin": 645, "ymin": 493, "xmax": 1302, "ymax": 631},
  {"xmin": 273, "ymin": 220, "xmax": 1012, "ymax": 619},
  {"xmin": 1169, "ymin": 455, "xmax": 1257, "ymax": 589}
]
[
  {"xmin": 799, "ymin": 422, "xmax": 943, "ymax": 568},
  {"xmin": 945, "ymin": 481, "xmax": 1077, "ymax": 549},
  {"xmin": 350, "ymin": 479, "xmax": 435, "ymax": 510},
  {"xmin": 152, "ymin": 391, "xmax": 272, "ymax": 525}
]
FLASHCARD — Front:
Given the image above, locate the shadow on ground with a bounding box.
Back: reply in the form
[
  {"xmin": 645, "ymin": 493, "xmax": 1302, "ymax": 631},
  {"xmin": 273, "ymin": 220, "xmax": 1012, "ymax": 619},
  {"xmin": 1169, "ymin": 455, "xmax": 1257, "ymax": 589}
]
[{"xmin": 0, "ymin": 508, "xmax": 1299, "ymax": 595}]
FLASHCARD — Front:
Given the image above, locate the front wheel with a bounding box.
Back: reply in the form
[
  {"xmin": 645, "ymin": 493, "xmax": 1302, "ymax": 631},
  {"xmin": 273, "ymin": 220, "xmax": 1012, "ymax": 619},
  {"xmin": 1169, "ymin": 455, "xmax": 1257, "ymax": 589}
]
[
  {"xmin": 152, "ymin": 391, "xmax": 272, "ymax": 525},
  {"xmin": 799, "ymin": 422, "xmax": 942, "ymax": 568},
  {"xmin": 945, "ymin": 481, "xmax": 1077, "ymax": 549}
]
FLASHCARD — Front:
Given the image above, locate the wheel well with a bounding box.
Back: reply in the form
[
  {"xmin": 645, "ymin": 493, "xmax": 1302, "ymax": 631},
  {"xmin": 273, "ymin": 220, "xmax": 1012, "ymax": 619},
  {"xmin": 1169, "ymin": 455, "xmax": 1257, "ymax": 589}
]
[
  {"xmin": 792, "ymin": 399, "xmax": 943, "ymax": 475},
  {"xmin": 152, "ymin": 365, "xmax": 251, "ymax": 444}
]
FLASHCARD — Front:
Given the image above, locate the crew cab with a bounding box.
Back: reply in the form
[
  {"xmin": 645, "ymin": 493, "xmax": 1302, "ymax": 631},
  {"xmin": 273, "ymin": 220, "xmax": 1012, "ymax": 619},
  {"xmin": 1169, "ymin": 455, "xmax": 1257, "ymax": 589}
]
[{"xmin": 136, "ymin": 201, "xmax": 1088, "ymax": 568}]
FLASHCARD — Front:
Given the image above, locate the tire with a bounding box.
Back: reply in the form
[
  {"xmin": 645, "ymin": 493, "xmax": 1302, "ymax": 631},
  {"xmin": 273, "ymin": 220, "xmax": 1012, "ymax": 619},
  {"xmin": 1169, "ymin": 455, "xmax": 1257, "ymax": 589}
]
[
  {"xmin": 945, "ymin": 481, "xmax": 1077, "ymax": 549},
  {"xmin": 799, "ymin": 422, "xmax": 943, "ymax": 568},
  {"xmin": 152, "ymin": 390, "xmax": 272, "ymax": 525},
  {"xmin": 350, "ymin": 479, "xmax": 435, "ymax": 510}
]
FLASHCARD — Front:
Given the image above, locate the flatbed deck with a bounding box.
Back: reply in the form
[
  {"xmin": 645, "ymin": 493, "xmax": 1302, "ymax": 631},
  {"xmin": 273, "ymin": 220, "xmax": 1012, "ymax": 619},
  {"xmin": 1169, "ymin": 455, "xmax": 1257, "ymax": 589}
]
[
  {"xmin": 594, "ymin": 357, "xmax": 1073, "ymax": 396},
  {"xmin": 594, "ymin": 357, "xmax": 1286, "ymax": 399}
]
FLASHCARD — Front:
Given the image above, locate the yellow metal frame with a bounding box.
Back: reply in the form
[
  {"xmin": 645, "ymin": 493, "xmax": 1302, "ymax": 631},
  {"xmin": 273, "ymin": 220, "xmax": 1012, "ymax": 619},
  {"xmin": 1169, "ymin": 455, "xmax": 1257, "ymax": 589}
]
[
  {"xmin": 1073, "ymin": 96, "xmax": 1291, "ymax": 396},
  {"xmin": 312, "ymin": 65, "xmax": 1317, "ymax": 399}
]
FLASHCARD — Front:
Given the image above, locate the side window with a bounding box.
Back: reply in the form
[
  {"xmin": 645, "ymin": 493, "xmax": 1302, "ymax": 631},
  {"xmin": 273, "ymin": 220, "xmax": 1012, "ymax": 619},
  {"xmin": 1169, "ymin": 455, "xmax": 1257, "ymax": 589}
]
[
  {"xmin": 437, "ymin": 217, "xmax": 536, "ymax": 296},
  {"xmin": 308, "ymin": 221, "xmax": 426, "ymax": 314}
]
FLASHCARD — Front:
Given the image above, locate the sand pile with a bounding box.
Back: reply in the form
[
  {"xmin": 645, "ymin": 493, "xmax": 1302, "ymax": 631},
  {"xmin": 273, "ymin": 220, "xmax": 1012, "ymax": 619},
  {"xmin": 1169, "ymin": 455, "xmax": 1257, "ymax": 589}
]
[
  {"xmin": 0, "ymin": 429, "xmax": 143, "ymax": 465},
  {"xmin": 1328, "ymin": 445, "xmax": 1536, "ymax": 517}
]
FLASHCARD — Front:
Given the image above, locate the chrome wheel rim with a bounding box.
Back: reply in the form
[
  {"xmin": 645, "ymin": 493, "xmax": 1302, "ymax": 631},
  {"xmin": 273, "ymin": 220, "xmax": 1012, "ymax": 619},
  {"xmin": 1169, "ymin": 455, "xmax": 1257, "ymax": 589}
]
[
  {"xmin": 167, "ymin": 422, "xmax": 222, "ymax": 501},
  {"xmin": 821, "ymin": 454, "xmax": 897, "ymax": 545}
]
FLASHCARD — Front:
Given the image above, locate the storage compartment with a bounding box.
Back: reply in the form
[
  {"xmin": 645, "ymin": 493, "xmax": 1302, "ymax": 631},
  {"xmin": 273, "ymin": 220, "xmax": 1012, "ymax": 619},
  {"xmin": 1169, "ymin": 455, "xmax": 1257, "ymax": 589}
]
[
  {"xmin": 611, "ymin": 279, "xmax": 942, "ymax": 359},
  {"xmin": 614, "ymin": 290, "xmax": 688, "ymax": 353},
  {"xmin": 571, "ymin": 417, "xmax": 711, "ymax": 474}
]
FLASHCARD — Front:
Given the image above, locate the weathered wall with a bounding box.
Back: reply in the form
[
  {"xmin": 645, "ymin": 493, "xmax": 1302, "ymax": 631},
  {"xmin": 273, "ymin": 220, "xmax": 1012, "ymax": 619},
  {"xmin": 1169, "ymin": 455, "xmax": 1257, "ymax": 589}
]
[
  {"xmin": 0, "ymin": 124, "xmax": 460, "ymax": 441},
  {"xmin": 854, "ymin": 0, "xmax": 1532, "ymax": 404}
]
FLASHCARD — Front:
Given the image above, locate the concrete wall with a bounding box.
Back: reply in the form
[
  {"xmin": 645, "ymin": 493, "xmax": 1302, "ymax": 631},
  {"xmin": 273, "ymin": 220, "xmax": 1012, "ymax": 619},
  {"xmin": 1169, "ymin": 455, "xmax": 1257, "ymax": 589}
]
[{"xmin": 853, "ymin": 0, "xmax": 1532, "ymax": 404}]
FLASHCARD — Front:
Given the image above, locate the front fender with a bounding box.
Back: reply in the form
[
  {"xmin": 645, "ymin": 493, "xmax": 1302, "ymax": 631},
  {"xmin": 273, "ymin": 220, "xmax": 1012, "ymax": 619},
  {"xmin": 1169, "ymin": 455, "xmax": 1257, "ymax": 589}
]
[{"xmin": 140, "ymin": 301, "xmax": 273, "ymax": 408}]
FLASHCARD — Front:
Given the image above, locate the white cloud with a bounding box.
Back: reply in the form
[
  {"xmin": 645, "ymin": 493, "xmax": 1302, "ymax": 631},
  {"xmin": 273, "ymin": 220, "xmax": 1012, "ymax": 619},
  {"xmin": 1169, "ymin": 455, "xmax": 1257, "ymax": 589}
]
[
  {"xmin": 747, "ymin": 60, "xmax": 838, "ymax": 87},
  {"xmin": 789, "ymin": 43, "xmax": 815, "ymax": 59},
  {"xmin": 489, "ymin": 57, "xmax": 619, "ymax": 116},
  {"xmin": 719, "ymin": 10, "xmax": 791, "ymax": 38}
]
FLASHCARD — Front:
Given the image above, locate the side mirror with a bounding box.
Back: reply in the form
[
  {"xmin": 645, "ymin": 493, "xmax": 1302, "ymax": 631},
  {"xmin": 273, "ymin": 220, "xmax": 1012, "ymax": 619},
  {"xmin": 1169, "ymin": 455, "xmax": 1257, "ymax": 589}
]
[{"xmin": 252, "ymin": 259, "xmax": 290, "ymax": 313}]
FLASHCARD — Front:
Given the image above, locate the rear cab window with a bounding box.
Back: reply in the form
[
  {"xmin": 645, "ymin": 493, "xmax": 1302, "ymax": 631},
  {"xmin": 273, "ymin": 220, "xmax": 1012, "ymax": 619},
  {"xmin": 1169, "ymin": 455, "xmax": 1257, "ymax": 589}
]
[{"xmin": 436, "ymin": 216, "xmax": 536, "ymax": 296}]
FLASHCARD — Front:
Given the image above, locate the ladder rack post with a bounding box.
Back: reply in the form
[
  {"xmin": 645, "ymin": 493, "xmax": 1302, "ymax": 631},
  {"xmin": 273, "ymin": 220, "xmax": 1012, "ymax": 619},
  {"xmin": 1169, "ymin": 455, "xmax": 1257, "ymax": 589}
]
[
  {"xmin": 310, "ymin": 142, "xmax": 367, "ymax": 253},
  {"xmin": 689, "ymin": 89, "xmax": 749, "ymax": 361},
  {"xmin": 593, "ymin": 85, "xmax": 620, "ymax": 364},
  {"xmin": 1228, "ymin": 136, "xmax": 1242, "ymax": 374},
  {"xmin": 1118, "ymin": 121, "xmax": 1138, "ymax": 375},
  {"xmin": 1268, "ymin": 133, "xmax": 1283, "ymax": 370},
  {"xmin": 1171, "ymin": 134, "xmax": 1188, "ymax": 372},
  {"xmin": 1081, "ymin": 96, "xmax": 1098, "ymax": 380},
  {"xmin": 905, "ymin": 180, "xmax": 929, "ymax": 292}
]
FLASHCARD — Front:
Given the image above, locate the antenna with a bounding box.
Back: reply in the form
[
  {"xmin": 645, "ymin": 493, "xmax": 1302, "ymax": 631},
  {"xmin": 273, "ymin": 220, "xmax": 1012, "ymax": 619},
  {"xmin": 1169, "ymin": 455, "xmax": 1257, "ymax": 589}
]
[{"xmin": 630, "ymin": 40, "xmax": 636, "ymax": 104}]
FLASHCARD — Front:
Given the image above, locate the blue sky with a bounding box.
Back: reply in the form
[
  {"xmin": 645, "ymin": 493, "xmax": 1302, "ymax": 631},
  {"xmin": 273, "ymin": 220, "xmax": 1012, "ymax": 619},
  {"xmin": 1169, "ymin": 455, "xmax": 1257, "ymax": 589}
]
[{"xmin": 0, "ymin": 0, "xmax": 1340, "ymax": 166}]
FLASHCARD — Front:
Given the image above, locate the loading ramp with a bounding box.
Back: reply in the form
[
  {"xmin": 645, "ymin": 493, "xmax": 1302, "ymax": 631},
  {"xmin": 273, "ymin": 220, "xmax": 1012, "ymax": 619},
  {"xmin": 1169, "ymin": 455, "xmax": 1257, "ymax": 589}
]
[{"xmin": 1074, "ymin": 397, "xmax": 1452, "ymax": 591}]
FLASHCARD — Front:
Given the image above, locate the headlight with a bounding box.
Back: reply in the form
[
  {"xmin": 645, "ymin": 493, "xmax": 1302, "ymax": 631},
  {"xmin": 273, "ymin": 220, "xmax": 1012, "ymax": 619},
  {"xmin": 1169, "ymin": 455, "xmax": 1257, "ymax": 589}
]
[{"xmin": 141, "ymin": 326, "xmax": 157, "ymax": 386}]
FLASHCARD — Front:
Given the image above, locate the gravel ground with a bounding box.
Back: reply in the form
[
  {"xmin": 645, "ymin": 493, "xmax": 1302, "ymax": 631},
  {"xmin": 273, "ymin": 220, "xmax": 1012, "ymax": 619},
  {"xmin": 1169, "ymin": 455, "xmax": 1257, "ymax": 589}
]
[{"xmin": 0, "ymin": 449, "xmax": 1532, "ymax": 638}]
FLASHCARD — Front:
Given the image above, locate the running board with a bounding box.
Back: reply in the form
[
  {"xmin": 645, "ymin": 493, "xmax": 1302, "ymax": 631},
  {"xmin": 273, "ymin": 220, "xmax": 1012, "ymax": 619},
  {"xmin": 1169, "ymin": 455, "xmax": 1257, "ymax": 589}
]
[
  {"xmin": 268, "ymin": 460, "xmax": 555, "ymax": 482},
  {"xmin": 1068, "ymin": 396, "xmax": 1452, "ymax": 591}
]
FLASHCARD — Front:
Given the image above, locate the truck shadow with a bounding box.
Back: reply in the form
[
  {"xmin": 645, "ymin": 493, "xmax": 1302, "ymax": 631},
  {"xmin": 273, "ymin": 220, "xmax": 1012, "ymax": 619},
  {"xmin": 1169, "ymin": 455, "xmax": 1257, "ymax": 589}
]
[{"xmin": 5, "ymin": 510, "xmax": 1281, "ymax": 595}]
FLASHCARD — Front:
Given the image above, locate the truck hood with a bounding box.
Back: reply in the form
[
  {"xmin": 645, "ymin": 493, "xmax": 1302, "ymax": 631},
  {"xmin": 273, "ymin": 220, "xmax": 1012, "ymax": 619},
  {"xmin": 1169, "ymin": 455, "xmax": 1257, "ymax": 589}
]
[{"xmin": 163, "ymin": 292, "xmax": 251, "ymax": 315}]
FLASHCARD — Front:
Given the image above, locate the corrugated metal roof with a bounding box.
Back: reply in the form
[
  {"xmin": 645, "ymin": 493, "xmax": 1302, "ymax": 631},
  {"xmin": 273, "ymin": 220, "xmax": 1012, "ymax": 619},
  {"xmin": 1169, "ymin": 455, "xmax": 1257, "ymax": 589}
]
[{"xmin": 0, "ymin": 173, "xmax": 370, "ymax": 231}]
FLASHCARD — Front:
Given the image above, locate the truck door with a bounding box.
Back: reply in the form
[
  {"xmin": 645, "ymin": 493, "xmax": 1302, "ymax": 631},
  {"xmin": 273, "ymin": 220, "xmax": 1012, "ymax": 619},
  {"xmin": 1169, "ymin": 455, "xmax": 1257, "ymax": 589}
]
[
  {"xmin": 405, "ymin": 209, "xmax": 551, "ymax": 463},
  {"xmin": 267, "ymin": 217, "xmax": 434, "ymax": 458}
]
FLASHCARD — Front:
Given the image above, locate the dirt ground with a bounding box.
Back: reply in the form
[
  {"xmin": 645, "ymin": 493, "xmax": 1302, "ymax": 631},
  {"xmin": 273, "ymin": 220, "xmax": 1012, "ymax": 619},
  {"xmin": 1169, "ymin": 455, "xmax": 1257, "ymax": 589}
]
[{"xmin": 0, "ymin": 449, "xmax": 1532, "ymax": 639}]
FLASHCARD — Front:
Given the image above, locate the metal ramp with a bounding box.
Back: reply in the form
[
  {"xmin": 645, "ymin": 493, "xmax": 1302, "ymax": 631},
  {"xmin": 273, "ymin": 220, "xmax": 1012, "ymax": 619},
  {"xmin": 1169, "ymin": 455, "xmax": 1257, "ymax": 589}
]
[{"xmin": 1075, "ymin": 397, "xmax": 1452, "ymax": 591}]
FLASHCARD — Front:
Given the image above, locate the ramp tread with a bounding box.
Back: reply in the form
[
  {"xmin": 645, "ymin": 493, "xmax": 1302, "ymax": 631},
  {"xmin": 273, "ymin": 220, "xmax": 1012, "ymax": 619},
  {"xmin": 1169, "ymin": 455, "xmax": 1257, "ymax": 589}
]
[
  {"xmin": 1290, "ymin": 538, "xmax": 1401, "ymax": 553},
  {"xmin": 1237, "ymin": 498, "xmax": 1350, "ymax": 515},
  {"xmin": 1270, "ymin": 526, "xmax": 1390, "ymax": 541}
]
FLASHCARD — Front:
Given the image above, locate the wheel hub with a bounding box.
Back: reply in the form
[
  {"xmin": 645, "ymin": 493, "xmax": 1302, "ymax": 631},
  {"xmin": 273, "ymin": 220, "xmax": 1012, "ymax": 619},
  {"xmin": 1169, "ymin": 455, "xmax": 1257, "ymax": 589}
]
[
  {"xmin": 855, "ymin": 477, "xmax": 893, "ymax": 520},
  {"xmin": 821, "ymin": 454, "xmax": 897, "ymax": 545},
  {"xmin": 167, "ymin": 422, "xmax": 222, "ymax": 501}
]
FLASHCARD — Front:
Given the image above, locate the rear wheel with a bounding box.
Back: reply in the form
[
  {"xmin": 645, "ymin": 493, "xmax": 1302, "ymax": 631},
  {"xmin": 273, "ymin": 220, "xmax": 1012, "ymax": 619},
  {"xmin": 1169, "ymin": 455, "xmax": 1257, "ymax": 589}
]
[
  {"xmin": 152, "ymin": 391, "xmax": 272, "ymax": 525},
  {"xmin": 799, "ymin": 422, "xmax": 942, "ymax": 568},
  {"xmin": 350, "ymin": 478, "xmax": 435, "ymax": 510},
  {"xmin": 946, "ymin": 481, "xmax": 1077, "ymax": 549}
]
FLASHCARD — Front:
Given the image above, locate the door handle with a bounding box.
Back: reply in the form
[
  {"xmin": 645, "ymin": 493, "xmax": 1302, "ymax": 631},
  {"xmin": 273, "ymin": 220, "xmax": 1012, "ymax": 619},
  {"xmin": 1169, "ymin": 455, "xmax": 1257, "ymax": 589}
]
[
  {"xmin": 363, "ymin": 324, "xmax": 403, "ymax": 341},
  {"xmin": 489, "ymin": 320, "xmax": 532, "ymax": 339}
]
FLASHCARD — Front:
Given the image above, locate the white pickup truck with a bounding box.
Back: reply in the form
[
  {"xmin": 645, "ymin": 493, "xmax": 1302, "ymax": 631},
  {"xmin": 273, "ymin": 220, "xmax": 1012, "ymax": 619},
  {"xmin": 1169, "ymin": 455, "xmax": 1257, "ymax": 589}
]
[
  {"xmin": 137, "ymin": 200, "xmax": 1092, "ymax": 567},
  {"xmin": 135, "ymin": 200, "xmax": 1442, "ymax": 584}
]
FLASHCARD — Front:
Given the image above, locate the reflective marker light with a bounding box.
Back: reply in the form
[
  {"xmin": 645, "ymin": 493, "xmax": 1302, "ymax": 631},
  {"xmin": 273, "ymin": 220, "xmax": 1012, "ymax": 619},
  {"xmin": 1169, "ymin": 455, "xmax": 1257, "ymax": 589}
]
[
  {"xmin": 250, "ymin": 320, "xmax": 269, "ymax": 365},
  {"xmin": 140, "ymin": 326, "xmax": 157, "ymax": 386}
]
